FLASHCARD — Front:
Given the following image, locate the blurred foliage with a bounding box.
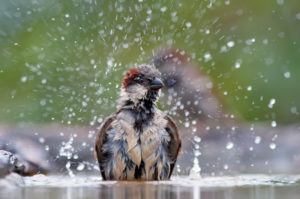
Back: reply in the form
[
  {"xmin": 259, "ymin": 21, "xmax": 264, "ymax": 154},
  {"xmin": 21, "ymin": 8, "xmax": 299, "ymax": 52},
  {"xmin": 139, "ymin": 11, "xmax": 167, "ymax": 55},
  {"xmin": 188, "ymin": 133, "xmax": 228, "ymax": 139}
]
[{"xmin": 0, "ymin": 0, "xmax": 300, "ymax": 124}]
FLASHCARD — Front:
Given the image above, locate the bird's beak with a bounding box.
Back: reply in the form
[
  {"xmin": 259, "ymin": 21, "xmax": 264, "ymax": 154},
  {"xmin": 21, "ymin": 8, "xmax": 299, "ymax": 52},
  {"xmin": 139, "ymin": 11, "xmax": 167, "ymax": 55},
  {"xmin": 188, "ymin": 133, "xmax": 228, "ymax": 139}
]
[{"xmin": 150, "ymin": 77, "xmax": 164, "ymax": 90}]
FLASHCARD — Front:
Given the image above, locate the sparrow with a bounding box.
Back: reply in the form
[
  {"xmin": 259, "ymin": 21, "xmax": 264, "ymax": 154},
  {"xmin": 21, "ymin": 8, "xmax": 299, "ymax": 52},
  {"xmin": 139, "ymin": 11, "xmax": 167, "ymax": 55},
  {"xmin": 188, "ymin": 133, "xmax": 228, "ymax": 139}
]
[{"xmin": 95, "ymin": 64, "xmax": 181, "ymax": 181}]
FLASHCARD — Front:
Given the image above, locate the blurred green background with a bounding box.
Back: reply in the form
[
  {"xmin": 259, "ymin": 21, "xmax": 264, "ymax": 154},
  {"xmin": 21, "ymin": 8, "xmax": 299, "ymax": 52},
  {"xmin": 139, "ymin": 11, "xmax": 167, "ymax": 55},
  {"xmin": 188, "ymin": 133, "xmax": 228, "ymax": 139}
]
[{"xmin": 0, "ymin": 0, "xmax": 300, "ymax": 125}]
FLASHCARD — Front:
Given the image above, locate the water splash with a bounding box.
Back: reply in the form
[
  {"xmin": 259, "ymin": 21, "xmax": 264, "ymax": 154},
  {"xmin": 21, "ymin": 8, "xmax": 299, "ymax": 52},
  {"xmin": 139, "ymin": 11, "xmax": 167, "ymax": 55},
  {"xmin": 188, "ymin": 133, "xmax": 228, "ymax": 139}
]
[
  {"xmin": 59, "ymin": 136, "xmax": 75, "ymax": 160},
  {"xmin": 66, "ymin": 161, "xmax": 75, "ymax": 177},
  {"xmin": 189, "ymin": 158, "xmax": 201, "ymax": 178},
  {"xmin": 59, "ymin": 135, "xmax": 76, "ymax": 177}
]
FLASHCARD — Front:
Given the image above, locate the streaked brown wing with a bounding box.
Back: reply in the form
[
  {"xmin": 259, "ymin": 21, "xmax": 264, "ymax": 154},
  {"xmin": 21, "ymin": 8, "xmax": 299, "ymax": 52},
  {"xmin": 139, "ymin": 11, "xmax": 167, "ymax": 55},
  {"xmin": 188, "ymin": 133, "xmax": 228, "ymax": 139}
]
[
  {"xmin": 164, "ymin": 115, "xmax": 181, "ymax": 178},
  {"xmin": 94, "ymin": 115, "xmax": 116, "ymax": 180}
]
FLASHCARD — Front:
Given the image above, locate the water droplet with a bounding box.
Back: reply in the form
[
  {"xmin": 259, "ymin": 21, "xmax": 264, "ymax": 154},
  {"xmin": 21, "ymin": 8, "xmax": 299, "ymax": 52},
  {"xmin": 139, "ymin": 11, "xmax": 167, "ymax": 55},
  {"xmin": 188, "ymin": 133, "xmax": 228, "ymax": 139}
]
[
  {"xmin": 271, "ymin": 121, "xmax": 277, "ymax": 127},
  {"xmin": 234, "ymin": 60, "xmax": 241, "ymax": 69},
  {"xmin": 185, "ymin": 22, "xmax": 192, "ymax": 28},
  {"xmin": 227, "ymin": 41, "xmax": 235, "ymax": 48},
  {"xmin": 184, "ymin": 122, "xmax": 190, "ymax": 128},
  {"xmin": 122, "ymin": 43, "xmax": 129, "ymax": 48},
  {"xmin": 204, "ymin": 52, "xmax": 212, "ymax": 62},
  {"xmin": 245, "ymin": 38, "xmax": 255, "ymax": 45},
  {"xmin": 73, "ymin": 154, "xmax": 79, "ymax": 159},
  {"xmin": 223, "ymin": 164, "xmax": 229, "ymax": 170},
  {"xmin": 284, "ymin": 71, "xmax": 291, "ymax": 78},
  {"xmin": 97, "ymin": 118, "xmax": 103, "ymax": 123},
  {"xmin": 40, "ymin": 99, "xmax": 46, "ymax": 106},
  {"xmin": 291, "ymin": 106, "xmax": 299, "ymax": 115},
  {"xmin": 176, "ymin": 165, "xmax": 181, "ymax": 173},
  {"xmin": 76, "ymin": 163, "xmax": 85, "ymax": 171},
  {"xmin": 268, "ymin": 98, "xmax": 276, "ymax": 109},
  {"xmin": 82, "ymin": 101, "xmax": 88, "ymax": 107},
  {"xmin": 272, "ymin": 134, "xmax": 278, "ymax": 141},
  {"xmin": 226, "ymin": 142, "xmax": 234, "ymax": 150},
  {"xmin": 269, "ymin": 143, "xmax": 276, "ymax": 150},
  {"xmin": 254, "ymin": 136, "xmax": 261, "ymax": 144},
  {"xmin": 66, "ymin": 161, "xmax": 71, "ymax": 169},
  {"xmin": 90, "ymin": 59, "xmax": 95, "ymax": 65},
  {"xmin": 194, "ymin": 150, "xmax": 201, "ymax": 157},
  {"xmin": 41, "ymin": 79, "xmax": 47, "ymax": 84},
  {"xmin": 39, "ymin": 137, "xmax": 45, "ymax": 143},
  {"xmin": 193, "ymin": 136, "xmax": 201, "ymax": 143},
  {"xmin": 21, "ymin": 76, "xmax": 28, "ymax": 82},
  {"xmin": 184, "ymin": 111, "xmax": 190, "ymax": 117},
  {"xmin": 160, "ymin": 6, "xmax": 167, "ymax": 12}
]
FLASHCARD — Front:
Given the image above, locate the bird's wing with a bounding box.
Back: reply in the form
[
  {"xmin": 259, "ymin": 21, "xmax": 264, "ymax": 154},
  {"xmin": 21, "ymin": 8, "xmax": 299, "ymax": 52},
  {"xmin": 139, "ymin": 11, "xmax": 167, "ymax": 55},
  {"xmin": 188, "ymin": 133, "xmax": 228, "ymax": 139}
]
[
  {"xmin": 164, "ymin": 115, "xmax": 181, "ymax": 178},
  {"xmin": 94, "ymin": 114, "xmax": 116, "ymax": 180}
]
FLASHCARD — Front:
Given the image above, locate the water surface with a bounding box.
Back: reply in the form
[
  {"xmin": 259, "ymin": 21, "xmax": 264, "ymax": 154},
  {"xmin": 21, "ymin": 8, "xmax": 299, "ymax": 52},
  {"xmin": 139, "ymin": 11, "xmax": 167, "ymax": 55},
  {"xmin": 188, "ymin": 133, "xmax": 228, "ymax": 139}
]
[{"xmin": 1, "ymin": 175, "xmax": 300, "ymax": 199}]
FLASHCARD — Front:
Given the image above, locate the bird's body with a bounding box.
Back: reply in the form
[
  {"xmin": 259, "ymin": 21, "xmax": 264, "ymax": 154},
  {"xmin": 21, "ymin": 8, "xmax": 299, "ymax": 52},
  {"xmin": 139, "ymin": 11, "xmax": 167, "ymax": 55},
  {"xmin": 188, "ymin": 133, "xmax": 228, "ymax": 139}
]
[{"xmin": 95, "ymin": 65, "xmax": 181, "ymax": 181}]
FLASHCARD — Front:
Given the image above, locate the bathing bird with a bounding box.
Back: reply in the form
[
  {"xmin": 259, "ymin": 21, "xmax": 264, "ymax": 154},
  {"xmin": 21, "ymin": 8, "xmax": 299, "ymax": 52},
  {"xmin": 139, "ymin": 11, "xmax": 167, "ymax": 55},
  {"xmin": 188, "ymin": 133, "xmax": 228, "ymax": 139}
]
[{"xmin": 95, "ymin": 64, "xmax": 181, "ymax": 180}]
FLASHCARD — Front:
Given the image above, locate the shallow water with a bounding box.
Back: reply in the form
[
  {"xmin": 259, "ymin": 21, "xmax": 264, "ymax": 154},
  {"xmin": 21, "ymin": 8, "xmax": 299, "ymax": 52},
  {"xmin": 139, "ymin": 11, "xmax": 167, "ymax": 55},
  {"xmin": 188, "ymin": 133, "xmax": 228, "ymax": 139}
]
[{"xmin": 1, "ymin": 175, "xmax": 300, "ymax": 199}]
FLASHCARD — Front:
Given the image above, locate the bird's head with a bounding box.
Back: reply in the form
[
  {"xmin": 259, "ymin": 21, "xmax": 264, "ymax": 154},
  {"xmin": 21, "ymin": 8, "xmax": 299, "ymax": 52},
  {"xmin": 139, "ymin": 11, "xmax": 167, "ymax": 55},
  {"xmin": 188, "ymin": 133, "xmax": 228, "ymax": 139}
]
[{"xmin": 119, "ymin": 64, "xmax": 164, "ymax": 106}]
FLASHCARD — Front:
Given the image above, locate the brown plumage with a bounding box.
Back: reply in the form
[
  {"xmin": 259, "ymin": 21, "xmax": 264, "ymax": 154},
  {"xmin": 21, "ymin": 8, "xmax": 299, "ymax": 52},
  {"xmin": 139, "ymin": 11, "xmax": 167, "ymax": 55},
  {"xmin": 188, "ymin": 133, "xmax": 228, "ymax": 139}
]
[{"xmin": 95, "ymin": 64, "xmax": 181, "ymax": 180}]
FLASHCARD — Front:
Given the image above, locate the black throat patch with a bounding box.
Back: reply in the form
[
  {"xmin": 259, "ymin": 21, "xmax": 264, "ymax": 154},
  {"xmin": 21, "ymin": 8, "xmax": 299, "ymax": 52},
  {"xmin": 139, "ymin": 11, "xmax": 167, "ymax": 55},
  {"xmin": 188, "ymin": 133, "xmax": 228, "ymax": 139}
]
[
  {"xmin": 134, "ymin": 90, "xmax": 159, "ymax": 132},
  {"xmin": 123, "ymin": 90, "xmax": 159, "ymax": 132}
]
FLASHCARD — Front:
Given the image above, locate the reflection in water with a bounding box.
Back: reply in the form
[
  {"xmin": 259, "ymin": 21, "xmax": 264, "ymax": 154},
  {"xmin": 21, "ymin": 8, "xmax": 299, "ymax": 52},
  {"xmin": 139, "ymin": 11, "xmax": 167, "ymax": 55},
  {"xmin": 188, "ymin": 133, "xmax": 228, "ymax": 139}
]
[
  {"xmin": 1, "ymin": 183, "xmax": 300, "ymax": 199},
  {"xmin": 1, "ymin": 175, "xmax": 300, "ymax": 199},
  {"xmin": 98, "ymin": 183, "xmax": 188, "ymax": 199}
]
